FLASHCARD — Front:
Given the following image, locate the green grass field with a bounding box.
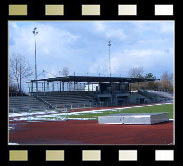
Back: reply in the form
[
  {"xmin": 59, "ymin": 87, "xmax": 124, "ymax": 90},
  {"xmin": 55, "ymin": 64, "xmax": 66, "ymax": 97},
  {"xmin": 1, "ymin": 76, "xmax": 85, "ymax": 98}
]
[{"xmin": 68, "ymin": 104, "xmax": 174, "ymax": 120}]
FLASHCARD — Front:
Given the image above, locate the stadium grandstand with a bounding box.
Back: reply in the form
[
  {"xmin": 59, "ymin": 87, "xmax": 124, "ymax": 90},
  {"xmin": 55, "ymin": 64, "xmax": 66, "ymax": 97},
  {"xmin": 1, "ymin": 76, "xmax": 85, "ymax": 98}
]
[{"xmin": 9, "ymin": 75, "xmax": 165, "ymax": 112}]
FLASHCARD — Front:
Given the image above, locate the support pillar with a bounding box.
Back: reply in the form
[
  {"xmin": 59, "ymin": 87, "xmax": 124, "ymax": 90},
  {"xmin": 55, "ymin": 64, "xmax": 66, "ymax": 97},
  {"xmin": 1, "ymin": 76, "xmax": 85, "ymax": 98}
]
[
  {"xmin": 98, "ymin": 83, "xmax": 101, "ymax": 92},
  {"xmin": 36, "ymin": 82, "xmax": 38, "ymax": 92},
  {"xmin": 44, "ymin": 81, "xmax": 45, "ymax": 92},
  {"xmin": 62, "ymin": 82, "xmax": 64, "ymax": 91},
  {"xmin": 60, "ymin": 81, "xmax": 61, "ymax": 92},
  {"xmin": 42, "ymin": 82, "xmax": 43, "ymax": 92},
  {"xmin": 47, "ymin": 83, "xmax": 49, "ymax": 91},
  {"xmin": 31, "ymin": 82, "xmax": 33, "ymax": 93},
  {"xmin": 76, "ymin": 82, "xmax": 78, "ymax": 91},
  {"xmin": 52, "ymin": 83, "xmax": 54, "ymax": 91},
  {"xmin": 74, "ymin": 82, "xmax": 75, "ymax": 91}
]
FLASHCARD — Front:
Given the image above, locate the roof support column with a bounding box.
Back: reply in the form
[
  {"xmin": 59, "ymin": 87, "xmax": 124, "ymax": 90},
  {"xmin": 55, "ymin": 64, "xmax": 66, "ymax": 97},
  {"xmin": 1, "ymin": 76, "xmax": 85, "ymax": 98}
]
[
  {"xmin": 47, "ymin": 82, "xmax": 49, "ymax": 91},
  {"xmin": 36, "ymin": 82, "xmax": 38, "ymax": 92},
  {"xmin": 62, "ymin": 82, "xmax": 64, "ymax": 91},
  {"xmin": 31, "ymin": 82, "xmax": 33, "ymax": 93},
  {"xmin": 60, "ymin": 81, "xmax": 61, "ymax": 92},
  {"xmin": 42, "ymin": 82, "xmax": 43, "ymax": 92},
  {"xmin": 76, "ymin": 82, "xmax": 78, "ymax": 91},
  {"xmin": 44, "ymin": 81, "xmax": 45, "ymax": 92},
  {"xmin": 52, "ymin": 82, "xmax": 54, "ymax": 92},
  {"xmin": 74, "ymin": 82, "xmax": 75, "ymax": 91}
]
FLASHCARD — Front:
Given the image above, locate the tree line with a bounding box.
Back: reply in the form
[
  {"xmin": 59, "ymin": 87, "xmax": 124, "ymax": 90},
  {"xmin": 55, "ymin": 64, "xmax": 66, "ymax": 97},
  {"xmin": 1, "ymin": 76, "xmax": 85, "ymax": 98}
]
[{"xmin": 128, "ymin": 67, "xmax": 173, "ymax": 92}]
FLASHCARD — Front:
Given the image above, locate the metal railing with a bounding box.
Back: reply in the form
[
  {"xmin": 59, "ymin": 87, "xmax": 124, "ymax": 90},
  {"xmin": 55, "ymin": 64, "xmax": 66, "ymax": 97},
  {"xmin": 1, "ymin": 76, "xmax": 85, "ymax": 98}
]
[
  {"xmin": 55, "ymin": 102, "xmax": 110, "ymax": 110},
  {"xmin": 9, "ymin": 106, "xmax": 50, "ymax": 113},
  {"xmin": 9, "ymin": 92, "xmax": 28, "ymax": 97},
  {"xmin": 26, "ymin": 107, "xmax": 68, "ymax": 122},
  {"xmin": 9, "ymin": 106, "xmax": 68, "ymax": 122},
  {"xmin": 54, "ymin": 101, "xmax": 129, "ymax": 110},
  {"xmin": 35, "ymin": 95, "xmax": 55, "ymax": 109}
]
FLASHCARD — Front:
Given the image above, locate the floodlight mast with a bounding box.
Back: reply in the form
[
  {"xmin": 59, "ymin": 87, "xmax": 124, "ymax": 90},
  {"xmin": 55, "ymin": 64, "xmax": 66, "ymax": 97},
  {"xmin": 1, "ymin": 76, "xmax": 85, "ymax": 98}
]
[
  {"xmin": 108, "ymin": 40, "xmax": 111, "ymax": 77},
  {"xmin": 33, "ymin": 27, "xmax": 38, "ymax": 91}
]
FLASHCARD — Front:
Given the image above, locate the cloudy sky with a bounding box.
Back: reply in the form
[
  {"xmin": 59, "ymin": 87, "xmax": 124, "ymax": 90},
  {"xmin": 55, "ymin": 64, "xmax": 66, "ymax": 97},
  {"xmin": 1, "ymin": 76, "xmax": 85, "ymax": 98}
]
[{"xmin": 9, "ymin": 21, "xmax": 174, "ymax": 82}]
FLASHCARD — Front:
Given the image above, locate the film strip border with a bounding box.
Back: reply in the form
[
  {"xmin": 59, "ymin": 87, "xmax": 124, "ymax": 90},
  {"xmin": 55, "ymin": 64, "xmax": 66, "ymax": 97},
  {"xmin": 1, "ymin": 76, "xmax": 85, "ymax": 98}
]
[
  {"xmin": 8, "ymin": 149, "xmax": 175, "ymax": 162},
  {"xmin": 1, "ymin": 0, "xmax": 178, "ymax": 166},
  {"xmin": 8, "ymin": 4, "xmax": 174, "ymax": 16},
  {"xmin": 5, "ymin": 0, "xmax": 176, "ymax": 19}
]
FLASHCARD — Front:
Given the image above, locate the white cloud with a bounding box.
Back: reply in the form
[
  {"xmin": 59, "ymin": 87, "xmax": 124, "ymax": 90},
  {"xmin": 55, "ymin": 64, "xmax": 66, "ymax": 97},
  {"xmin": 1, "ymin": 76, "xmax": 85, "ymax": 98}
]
[
  {"xmin": 9, "ymin": 21, "xmax": 174, "ymax": 91},
  {"xmin": 93, "ymin": 22, "xmax": 127, "ymax": 40},
  {"xmin": 11, "ymin": 22, "xmax": 18, "ymax": 29},
  {"xmin": 9, "ymin": 22, "xmax": 81, "ymax": 66},
  {"xmin": 132, "ymin": 21, "xmax": 174, "ymax": 34},
  {"xmin": 106, "ymin": 28, "xmax": 126, "ymax": 39},
  {"xmin": 159, "ymin": 22, "xmax": 174, "ymax": 33},
  {"xmin": 94, "ymin": 22, "xmax": 105, "ymax": 31},
  {"xmin": 89, "ymin": 49, "xmax": 173, "ymax": 77}
]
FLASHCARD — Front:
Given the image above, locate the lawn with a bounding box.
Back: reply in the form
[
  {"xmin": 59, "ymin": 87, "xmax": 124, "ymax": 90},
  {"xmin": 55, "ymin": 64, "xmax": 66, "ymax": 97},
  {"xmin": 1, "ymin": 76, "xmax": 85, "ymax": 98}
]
[{"xmin": 68, "ymin": 104, "xmax": 174, "ymax": 120}]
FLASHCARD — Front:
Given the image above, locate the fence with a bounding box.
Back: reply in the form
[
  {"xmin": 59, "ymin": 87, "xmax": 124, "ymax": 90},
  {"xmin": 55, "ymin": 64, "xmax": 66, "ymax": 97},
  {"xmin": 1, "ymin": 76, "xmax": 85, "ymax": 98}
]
[
  {"xmin": 9, "ymin": 92, "xmax": 28, "ymax": 97},
  {"xmin": 9, "ymin": 107, "xmax": 68, "ymax": 122},
  {"xmin": 27, "ymin": 107, "xmax": 68, "ymax": 122},
  {"xmin": 55, "ymin": 102, "xmax": 110, "ymax": 110},
  {"xmin": 54, "ymin": 101, "xmax": 129, "ymax": 110},
  {"xmin": 9, "ymin": 106, "xmax": 49, "ymax": 113}
]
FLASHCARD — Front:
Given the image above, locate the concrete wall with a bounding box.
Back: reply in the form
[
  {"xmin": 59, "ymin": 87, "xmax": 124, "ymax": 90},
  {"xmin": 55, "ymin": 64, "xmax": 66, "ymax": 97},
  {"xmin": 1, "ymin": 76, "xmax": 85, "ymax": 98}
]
[{"xmin": 128, "ymin": 93, "xmax": 145, "ymax": 105}]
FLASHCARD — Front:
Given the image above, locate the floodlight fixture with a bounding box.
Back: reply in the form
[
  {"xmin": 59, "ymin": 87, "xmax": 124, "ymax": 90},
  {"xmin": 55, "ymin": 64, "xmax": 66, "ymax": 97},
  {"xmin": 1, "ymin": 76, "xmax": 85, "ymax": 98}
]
[
  {"xmin": 108, "ymin": 40, "xmax": 112, "ymax": 77},
  {"xmin": 33, "ymin": 27, "xmax": 38, "ymax": 91}
]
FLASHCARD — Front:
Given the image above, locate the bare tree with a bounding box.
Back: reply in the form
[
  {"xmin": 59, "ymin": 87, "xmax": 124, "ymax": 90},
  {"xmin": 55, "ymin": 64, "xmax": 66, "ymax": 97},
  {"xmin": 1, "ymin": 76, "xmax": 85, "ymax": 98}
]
[
  {"xmin": 169, "ymin": 73, "xmax": 173, "ymax": 86},
  {"xmin": 128, "ymin": 67, "xmax": 144, "ymax": 91},
  {"xmin": 9, "ymin": 68, "xmax": 14, "ymax": 87},
  {"xmin": 61, "ymin": 67, "xmax": 69, "ymax": 77},
  {"xmin": 9, "ymin": 70, "xmax": 18, "ymax": 92},
  {"xmin": 9, "ymin": 54, "xmax": 33, "ymax": 92},
  {"xmin": 160, "ymin": 71, "xmax": 173, "ymax": 90},
  {"xmin": 128, "ymin": 67, "xmax": 144, "ymax": 78}
]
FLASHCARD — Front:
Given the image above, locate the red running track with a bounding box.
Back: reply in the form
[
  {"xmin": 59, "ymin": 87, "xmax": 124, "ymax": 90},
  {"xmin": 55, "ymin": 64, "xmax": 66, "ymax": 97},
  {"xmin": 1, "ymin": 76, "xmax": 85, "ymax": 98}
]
[{"xmin": 9, "ymin": 120, "xmax": 173, "ymax": 145}]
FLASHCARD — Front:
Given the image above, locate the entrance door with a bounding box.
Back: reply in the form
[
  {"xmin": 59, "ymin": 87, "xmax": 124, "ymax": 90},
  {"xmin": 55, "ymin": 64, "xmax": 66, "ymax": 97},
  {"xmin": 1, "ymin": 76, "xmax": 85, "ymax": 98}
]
[{"xmin": 140, "ymin": 98, "xmax": 144, "ymax": 104}]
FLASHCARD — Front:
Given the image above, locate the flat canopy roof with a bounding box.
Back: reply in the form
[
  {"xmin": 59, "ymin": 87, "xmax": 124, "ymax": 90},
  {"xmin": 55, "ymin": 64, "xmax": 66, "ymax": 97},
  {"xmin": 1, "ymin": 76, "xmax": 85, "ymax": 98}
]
[{"xmin": 30, "ymin": 75, "xmax": 158, "ymax": 83}]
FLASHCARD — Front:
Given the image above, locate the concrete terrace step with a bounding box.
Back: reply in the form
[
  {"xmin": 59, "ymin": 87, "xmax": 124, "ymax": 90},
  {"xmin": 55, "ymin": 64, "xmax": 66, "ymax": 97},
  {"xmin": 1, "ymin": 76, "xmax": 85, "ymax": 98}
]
[
  {"xmin": 9, "ymin": 93, "xmax": 98, "ymax": 112},
  {"xmin": 9, "ymin": 96, "xmax": 49, "ymax": 112}
]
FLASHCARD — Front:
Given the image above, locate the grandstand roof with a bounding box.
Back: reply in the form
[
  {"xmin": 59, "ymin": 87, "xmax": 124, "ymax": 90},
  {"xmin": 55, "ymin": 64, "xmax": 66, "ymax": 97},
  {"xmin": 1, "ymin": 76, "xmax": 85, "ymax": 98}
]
[{"xmin": 30, "ymin": 76, "xmax": 158, "ymax": 83}]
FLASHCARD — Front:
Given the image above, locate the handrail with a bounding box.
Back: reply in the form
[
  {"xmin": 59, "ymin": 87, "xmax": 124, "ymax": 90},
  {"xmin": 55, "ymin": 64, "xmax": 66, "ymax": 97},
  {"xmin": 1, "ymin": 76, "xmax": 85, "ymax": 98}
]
[
  {"xmin": 54, "ymin": 101, "xmax": 123, "ymax": 110},
  {"xmin": 35, "ymin": 95, "xmax": 55, "ymax": 109}
]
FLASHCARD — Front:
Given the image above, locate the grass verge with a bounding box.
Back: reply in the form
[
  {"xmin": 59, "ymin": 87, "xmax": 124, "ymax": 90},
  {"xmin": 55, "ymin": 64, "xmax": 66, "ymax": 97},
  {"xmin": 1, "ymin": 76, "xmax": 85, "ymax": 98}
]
[{"xmin": 68, "ymin": 104, "xmax": 173, "ymax": 120}]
